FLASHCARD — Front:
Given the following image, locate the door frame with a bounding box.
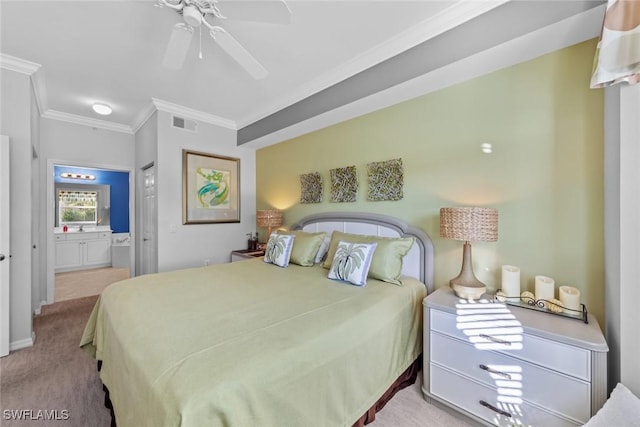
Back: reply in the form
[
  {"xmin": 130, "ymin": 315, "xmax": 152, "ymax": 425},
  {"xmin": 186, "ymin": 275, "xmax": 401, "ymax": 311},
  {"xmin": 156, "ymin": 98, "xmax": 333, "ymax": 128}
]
[
  {"xmin": 1, "ymin": 135, "xmax": 10, "ymax": 357},
  {"xmin": 46, "ymin": 159, "xmax": 135, "ymax": 304}
]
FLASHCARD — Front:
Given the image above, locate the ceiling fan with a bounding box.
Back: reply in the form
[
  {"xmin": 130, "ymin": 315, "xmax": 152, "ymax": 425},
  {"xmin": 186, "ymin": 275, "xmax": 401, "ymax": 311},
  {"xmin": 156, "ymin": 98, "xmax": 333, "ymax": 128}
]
[{"xmin": 156, "ymin": 0, "xmax": 291, "ymax": 79}]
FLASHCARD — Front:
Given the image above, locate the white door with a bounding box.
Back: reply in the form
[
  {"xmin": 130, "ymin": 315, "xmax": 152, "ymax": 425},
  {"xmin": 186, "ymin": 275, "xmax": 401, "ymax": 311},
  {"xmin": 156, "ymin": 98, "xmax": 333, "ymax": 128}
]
[
  {"xmin": 142, "ymin": 165, "xmax": 157, "ymax": 275},
  {"xmin": 0, "ymin": 136, "xmax": 10, "ymax": 357}
]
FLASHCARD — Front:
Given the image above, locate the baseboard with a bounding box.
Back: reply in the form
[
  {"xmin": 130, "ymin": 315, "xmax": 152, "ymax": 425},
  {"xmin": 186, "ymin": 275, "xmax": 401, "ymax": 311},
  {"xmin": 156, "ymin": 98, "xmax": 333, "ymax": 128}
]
[
  {"xmin": 34, "ymin": 299, "xmax": 47, "ymax": 315},
  {"xmin": 10, "ymin": 331, "xmax": 35, "ymax": 351}
]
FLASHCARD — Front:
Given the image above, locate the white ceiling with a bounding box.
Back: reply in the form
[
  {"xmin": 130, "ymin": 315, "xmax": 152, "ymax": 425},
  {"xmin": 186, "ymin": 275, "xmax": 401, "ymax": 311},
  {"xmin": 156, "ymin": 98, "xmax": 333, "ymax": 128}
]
[
  {"xmin": 0, "ymin": 1, "xmax": 508, "ymax": 133},
  {"xmin": 1, "ymin": 1, "xmax": 605, "ymax": 144}
]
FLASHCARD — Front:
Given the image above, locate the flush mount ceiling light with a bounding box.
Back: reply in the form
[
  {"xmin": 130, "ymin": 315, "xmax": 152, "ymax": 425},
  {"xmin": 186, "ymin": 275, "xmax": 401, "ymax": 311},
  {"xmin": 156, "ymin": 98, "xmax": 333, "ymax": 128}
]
[
  {"xmin": 481, "ymin": 143, "xmax": 493, "ymax": 154},
  {"xmin": 92, "ymin": 103, "xmax": 113, "ymax": 115}
]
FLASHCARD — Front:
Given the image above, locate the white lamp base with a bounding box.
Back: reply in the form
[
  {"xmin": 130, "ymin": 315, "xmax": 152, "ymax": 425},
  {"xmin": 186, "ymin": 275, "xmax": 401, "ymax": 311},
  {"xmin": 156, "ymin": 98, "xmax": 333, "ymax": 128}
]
[{"xmin": 451, "ymin": 282, "xmax": 487, "ymax": 300}]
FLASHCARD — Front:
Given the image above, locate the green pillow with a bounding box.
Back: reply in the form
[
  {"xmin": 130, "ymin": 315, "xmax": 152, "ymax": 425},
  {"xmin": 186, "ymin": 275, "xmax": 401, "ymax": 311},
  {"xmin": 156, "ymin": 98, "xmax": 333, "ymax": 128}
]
[
  {"xmin": 322, "ymin": 231, "xmax": 415, "ymax": 285},
  {"xmin": 276, "ymin": 230, "xmax": 327, "ymax": 267}
]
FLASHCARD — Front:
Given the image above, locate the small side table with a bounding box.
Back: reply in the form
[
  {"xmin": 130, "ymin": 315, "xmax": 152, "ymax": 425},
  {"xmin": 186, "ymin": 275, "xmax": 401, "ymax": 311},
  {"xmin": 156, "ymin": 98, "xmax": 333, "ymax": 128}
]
[{"xmin": 230, "ymin": 249, "xmax": 265, "ymax": 262}]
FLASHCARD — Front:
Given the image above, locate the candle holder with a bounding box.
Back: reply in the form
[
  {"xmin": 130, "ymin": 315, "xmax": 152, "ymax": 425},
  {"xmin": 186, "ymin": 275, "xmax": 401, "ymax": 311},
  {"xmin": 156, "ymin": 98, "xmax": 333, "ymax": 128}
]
[{"xmin": 493, "ymin": 290, "xmax": 588, "ymax": 324}]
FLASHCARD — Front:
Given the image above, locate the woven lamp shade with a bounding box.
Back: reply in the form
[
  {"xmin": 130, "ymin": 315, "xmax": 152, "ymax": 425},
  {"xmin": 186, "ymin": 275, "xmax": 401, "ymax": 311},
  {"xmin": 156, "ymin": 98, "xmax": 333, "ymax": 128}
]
[
  {"xmin": 440, "ymin": 207, "xmax": 498, "ymax": 242},
  {"xmin": 256, "ymin": 210, "xmax": 283, "ymax": 228}
]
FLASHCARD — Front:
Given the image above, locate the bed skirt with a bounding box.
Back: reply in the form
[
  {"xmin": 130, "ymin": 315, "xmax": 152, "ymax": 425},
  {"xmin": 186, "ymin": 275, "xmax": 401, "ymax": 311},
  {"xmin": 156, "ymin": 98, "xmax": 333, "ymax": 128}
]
[
  {"xmin": 352, "ymin": 355, "xmax": 422, "ymax": 426},
  {"xmin": 99, "ymin": 355, "xmax": 422, "ymax": 427}
]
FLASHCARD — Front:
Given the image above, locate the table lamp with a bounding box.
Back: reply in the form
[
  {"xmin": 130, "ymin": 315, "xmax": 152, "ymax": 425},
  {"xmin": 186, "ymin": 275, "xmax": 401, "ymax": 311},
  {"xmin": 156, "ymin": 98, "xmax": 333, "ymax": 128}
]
[
  {"xmin": 440, "ymin": 207, "xmax": 498, "ymax": 300},
  {"xmin": 256, "ymin": 209, "xmax": 283, "ymax": 241}
]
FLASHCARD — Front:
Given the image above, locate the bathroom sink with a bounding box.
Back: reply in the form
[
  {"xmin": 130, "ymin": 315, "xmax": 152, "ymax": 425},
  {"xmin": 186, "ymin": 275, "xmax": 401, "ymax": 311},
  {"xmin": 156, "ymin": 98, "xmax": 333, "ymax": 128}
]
[{"xmin": 55, "ymin": 226, "xmax": 109, "ymax": 234}]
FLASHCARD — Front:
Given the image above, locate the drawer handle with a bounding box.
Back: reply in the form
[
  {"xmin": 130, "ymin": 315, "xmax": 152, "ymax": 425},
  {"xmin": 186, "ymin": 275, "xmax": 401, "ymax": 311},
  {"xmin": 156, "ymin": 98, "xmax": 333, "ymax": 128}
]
[
  {"xmin": 479, "ymin": 400, "xmax": 512, "ymax": 418},
  {"xmin": 479, "ymin": 333, "xmax": 512, "ymax": 346},
  {"xmin": 479, "ymin": 364, "xmax": 512, "ymax": 380}
]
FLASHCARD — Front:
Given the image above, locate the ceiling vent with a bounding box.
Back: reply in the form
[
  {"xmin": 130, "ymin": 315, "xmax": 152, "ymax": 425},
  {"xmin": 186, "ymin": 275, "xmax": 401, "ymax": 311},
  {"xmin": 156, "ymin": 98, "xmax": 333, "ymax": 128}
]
[{"xmin": 172, "ymin": 115, "xmax": 198, "ymax": 133}]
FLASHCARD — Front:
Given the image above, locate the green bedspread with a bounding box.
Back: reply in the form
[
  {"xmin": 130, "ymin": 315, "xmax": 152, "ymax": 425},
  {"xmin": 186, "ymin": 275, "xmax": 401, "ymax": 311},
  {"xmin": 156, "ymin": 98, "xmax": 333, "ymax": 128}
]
[{"xmin": 80, "ymin": 259, "xmax": 426, "ymax": 427}]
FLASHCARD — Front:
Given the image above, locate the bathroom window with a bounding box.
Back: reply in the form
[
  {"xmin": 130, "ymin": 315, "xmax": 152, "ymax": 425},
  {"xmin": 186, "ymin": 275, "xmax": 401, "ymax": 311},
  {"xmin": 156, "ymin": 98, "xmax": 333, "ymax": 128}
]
[{"xmin": 58, "ymin": 190, "xmax": 98, "ymax": 225}]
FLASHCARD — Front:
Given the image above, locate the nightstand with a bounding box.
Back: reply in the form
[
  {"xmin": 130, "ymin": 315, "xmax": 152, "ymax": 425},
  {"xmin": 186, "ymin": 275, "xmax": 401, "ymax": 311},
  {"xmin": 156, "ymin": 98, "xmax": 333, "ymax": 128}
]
[
  {"xmin": 422, "ymin": 287, "xmax": 608, "ymax": 426},
  {"xmin": 230, "ymin": 249, "xmax": 265, "ymax": 262}
]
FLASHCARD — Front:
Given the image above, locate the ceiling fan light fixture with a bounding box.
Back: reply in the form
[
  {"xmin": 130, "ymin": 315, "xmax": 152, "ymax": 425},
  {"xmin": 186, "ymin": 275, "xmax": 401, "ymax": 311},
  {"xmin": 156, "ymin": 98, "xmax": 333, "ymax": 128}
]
[
  {"xmin": 92, "ymin": 103, "xmax": 113, "ymax": 116},
  {"xmin": 182, "ymin": 5, "xmax": 202, "ymax": 27}
]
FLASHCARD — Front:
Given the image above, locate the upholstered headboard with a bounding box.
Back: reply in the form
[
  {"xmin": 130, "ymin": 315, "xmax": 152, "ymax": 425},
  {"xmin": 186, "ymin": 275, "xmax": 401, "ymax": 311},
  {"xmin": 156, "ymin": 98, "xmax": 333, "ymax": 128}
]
[{"xmin": 291, "ymin": 212, "xmax": 434, "ymax": 293}]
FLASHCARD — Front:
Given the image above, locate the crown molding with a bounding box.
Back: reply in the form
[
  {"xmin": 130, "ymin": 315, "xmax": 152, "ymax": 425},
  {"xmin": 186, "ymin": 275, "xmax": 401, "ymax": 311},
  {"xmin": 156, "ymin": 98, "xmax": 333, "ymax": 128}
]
[
  {"xmin": 236, "ymin": 0, "xmax": 509, "ymax": 127},
  {"xmin": 1, "ymin": 53, "xmax": 47, "ymax": 115},
  {"xmin": 131, "ymin": 101, "xmax": 158, "ymax": 134},
  {"xmin": 0, "ymin": 53, "xmax": 41, "ymax": 75},
  {"xmin": 151, "ymin": 98, "xmax": 237, "ymax": 130},
  {"xmin": 42, "ymin": 110, "xmax": 134, "ymax": 135},
  {"xmin": 30, "ymin": 68, "xmax": 48, "ymax": 116}
]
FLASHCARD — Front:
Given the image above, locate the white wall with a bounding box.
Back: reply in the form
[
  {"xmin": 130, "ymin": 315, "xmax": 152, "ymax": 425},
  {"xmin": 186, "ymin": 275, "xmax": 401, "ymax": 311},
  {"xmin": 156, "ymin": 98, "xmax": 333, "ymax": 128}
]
[
  {"xmin": 618, "ymin": 84, "xmax": 640, "ymax": 395},
  {"xmin": 604, "ymin": 83, "xmax": 640, "ymax": 396},
  {"xmin": 39, "ymin": 118, "xmax": 135, "ymax": 303},
  {"xmin": 0, "ymin": 69, "xmax": 33, "ymax": 349},
  {"xmin": 155, "ymin": 111, "xmax": 256, "ymax": 271},
  {"xmin": 40, "ymin": 118, "xmax": 135, "ymax": 166}
]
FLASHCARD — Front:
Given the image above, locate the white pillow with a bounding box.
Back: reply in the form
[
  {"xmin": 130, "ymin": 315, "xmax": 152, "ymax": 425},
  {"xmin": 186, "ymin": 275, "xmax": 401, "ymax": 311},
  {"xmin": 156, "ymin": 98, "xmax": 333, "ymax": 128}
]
[
  {"xmin": 327, "ymin": 241, "xmax": 377, "ymax": 286},
  {"xmin": 584, "ymin": 383, "xmax": 640, "ymax": 427},
  {"xmin": 264, "ymin": 234, "xmax": 295, "ymax": 268},
  {"xmin": 314, "ymin": 235, "xmax": 331, "ymax": 264}
]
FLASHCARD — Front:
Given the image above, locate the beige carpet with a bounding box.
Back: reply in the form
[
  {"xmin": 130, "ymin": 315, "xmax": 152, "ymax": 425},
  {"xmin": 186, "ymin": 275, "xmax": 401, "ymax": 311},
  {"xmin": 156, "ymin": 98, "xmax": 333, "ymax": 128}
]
[
  {"xmin": 55, "ymin": 267, "xmax": 129, "ymax": 302},
  {"xmin": 0, "ymin": 295, "xmax": 472, "ymax": 427}
]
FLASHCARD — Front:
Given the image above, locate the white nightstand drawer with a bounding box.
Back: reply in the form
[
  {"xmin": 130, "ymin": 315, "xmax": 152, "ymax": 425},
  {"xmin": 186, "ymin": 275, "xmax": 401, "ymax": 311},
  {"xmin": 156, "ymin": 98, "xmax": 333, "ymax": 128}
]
[
  {"xmin": 430, "ymin": 309, "xmax": 591, "ymax": 381},
  {"xmin": 431, "ymin": 331, "xmax": 591, "ymax": 423},
  {"xmin": 430, "ymin": 364, "xmax": 580, "ymax": 427}
]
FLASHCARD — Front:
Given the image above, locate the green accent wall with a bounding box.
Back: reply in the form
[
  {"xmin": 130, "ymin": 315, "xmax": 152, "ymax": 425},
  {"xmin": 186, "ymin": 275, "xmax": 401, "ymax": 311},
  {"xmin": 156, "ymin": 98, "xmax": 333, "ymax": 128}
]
[{"xmin": 256, "ymin": 39, "xmax": 604, "ymax": 325}]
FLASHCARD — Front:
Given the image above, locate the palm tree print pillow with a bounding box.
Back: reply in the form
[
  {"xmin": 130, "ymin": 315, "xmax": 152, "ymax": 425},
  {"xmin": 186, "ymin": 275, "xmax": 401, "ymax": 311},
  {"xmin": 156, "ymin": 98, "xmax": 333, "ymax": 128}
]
[
  {"xmin": 327, "ymin": 241, "xmax": 377, "ymax": 286},
  {"xmin": 264, "ymin": 234, "xmax": 295, "ymax": 268}
]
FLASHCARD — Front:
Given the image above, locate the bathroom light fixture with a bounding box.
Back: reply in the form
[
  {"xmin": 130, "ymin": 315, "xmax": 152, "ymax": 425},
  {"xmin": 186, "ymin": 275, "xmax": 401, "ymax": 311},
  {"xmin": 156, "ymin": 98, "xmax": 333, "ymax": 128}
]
[
  {"xmin": 92, "ymin": 103, "xmax": 113, "ymax": 115},
  {"xmin": 61, "ymin": 172, "xmax": 95, "ymax": 180}
]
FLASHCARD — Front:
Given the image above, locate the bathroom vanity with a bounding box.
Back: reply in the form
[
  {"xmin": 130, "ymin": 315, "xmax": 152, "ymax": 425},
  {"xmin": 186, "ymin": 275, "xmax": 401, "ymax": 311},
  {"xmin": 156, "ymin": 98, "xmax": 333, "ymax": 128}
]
[{"xmin": 54, "ymin": 227, "xmax": 112, "ymax": 272}]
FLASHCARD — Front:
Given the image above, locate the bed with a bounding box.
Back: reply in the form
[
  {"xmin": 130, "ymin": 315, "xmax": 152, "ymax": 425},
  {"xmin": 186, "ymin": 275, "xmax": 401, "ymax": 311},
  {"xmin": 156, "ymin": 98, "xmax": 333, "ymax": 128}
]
[{"xmin": 80, "ymin": 212, "xmax": 435, "ymax": 427}]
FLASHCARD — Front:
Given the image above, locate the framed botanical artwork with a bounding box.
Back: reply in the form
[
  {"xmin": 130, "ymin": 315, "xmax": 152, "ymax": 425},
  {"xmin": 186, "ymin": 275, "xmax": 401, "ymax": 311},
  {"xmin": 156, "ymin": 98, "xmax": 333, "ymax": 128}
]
[{"xmin": 182, "ymin": 149, "xmax": 240, "ymax": 224}]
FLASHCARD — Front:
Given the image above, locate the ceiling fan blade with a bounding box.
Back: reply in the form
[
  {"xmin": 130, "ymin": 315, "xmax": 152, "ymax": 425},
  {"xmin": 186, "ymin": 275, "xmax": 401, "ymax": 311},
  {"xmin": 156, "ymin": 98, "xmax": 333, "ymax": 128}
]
[
  {"xmin": 162, "ymin": 23, "xmax": 194, "ymax": 70},
  {"xmin": 215, "ymin": 1, "xmax": 291, "ymax": 24},
  {"xmin": 210, "ymin": 26, "xmax": 268, "ymax": 80}
]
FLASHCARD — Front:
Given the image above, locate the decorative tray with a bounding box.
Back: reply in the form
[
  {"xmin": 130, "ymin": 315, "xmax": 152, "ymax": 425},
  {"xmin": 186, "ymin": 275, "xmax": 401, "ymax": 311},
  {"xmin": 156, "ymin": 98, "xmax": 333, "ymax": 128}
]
[{"xmin": 493, "ymin": 291, "xmax": 588, "ymax": 324}]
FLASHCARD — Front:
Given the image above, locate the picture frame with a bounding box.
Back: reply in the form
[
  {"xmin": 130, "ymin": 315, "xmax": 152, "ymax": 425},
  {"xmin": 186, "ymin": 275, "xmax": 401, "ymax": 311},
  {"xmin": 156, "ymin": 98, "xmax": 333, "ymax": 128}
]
[{"xmin": 182, "ymin": 149, "xmax": 240, "ymax": 224}]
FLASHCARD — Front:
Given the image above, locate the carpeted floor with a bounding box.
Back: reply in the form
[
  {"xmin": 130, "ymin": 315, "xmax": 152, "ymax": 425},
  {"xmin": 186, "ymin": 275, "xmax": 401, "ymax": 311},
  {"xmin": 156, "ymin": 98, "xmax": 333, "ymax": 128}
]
[
  {"xmin": 0, "ymin": 295, "xmax": 110, "ymax": 426},
  {"xmin": 0, "ymin": 296, "xmax": 471, "ymax": 427}
]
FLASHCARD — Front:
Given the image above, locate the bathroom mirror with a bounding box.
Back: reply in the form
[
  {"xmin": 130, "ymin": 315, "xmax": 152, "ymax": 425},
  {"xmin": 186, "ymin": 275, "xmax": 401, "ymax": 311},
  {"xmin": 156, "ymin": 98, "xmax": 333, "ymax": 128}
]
[{"xmin": 55, "ymin": 183, "xmax": 110, "ymax": 227}]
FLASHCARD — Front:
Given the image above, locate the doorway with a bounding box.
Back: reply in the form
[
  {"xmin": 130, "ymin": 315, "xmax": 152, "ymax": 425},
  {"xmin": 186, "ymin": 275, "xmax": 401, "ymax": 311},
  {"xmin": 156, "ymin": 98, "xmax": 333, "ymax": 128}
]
[{"xmin": 46, "ymin": 160, "xmax": 135, "ymax": 305}]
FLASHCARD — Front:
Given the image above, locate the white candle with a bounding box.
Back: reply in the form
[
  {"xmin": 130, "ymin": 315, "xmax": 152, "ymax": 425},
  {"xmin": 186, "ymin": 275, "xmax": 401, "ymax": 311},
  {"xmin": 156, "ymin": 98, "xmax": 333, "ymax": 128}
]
[
  {"xmin": 501, "ymin": 265, "xmax": 521, "ymax": 298},
  {"xmin": 559, "ymin": 286, "xmax": 581, "ymax": 314},
  {"xmin": 535, "ymin": 275, "xmax": 555, "ymax": 301}
]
